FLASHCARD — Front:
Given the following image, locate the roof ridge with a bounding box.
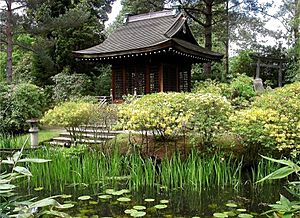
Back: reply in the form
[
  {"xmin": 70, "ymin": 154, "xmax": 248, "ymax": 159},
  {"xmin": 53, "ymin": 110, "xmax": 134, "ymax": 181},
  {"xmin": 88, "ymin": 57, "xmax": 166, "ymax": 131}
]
[
  {"xmin": 128, "ymin": 10, "xmax": 177, "ymax": 23},
  {"xmin": 164, "ymin": 14, "xmax": 185, "ymax": 38}
]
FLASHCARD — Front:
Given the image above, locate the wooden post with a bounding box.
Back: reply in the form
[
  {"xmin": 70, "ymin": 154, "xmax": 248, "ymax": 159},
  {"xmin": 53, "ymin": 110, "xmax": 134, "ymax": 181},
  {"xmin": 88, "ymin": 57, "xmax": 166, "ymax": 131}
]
[
  {"xmin": 256, "ymin": 58, "xmax": 261, "ymax": 79},
  {"xmin": 122, "ymin": 64, "xmax": 127, "ymax": 95},
  {"xmin": 188, "ymin": 64, "xmax": 192, "ymax": 92},
  {"xmin": 145, "ymin": 63, "xmax": 150, "ymax": 94},
  {"xmin": 158, "ymin": 63, "xmax": 163, "ymax": 92},
  {"xmin": 176, "ymin": 64, "xmax": 179, "ymax": 92}
]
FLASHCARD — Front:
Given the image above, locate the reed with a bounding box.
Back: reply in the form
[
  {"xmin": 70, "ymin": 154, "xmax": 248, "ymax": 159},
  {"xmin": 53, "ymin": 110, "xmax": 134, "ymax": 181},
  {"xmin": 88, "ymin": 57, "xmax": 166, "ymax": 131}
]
[
  {"xmin": 25, "ymin": 147, "xmax": 275, "ymax": 192},
  {"xmin": 0, "ymin": 133, "xmax": 27, "ymax": 149}
]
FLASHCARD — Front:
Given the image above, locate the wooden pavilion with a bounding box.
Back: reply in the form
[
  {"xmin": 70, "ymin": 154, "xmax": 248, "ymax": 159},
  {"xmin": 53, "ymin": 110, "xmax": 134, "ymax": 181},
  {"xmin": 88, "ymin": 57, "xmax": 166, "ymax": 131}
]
[{"xmin": 74, "ymin": 10, "xmax": 223, "ymax": 101}]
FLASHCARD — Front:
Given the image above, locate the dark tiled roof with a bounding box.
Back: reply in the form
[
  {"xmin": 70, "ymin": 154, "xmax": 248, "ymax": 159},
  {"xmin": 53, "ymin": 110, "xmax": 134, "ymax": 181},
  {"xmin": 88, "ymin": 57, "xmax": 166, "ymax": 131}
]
[{"xmin": 74, "ymin": 11, "xmax": 223, "ymax": 61}]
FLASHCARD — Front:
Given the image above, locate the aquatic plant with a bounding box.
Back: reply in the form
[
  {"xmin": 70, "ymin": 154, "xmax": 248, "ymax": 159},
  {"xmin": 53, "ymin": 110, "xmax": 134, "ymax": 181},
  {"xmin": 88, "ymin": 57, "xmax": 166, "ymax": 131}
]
[
  {"xmin": 26, "ymin": 147, "xmax": 246, "ymax": 191},
  {"xmin": 258, "ymin": 156, "xmax": 300, "ymax": 218},
  {"xmin": 0, "ymin": 138, "xmax": 69, "ymax": 217},
  {"xmin": 0, "ymin": 133, "xmax": 27, "ymax": 149}
]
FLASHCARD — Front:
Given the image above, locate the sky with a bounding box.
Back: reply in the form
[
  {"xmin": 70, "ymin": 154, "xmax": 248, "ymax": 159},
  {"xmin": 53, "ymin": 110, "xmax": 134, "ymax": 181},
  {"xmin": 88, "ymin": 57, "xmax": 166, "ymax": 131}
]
[{"xmin": 106, "ymin": 0, "xmax": 122, "ymax": 26}]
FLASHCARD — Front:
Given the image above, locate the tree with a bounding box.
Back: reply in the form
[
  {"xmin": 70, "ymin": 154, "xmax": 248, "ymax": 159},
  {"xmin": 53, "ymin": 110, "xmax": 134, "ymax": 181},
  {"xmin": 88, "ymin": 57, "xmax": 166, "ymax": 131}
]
[
  {"xmin": 0, "ymin": 0, "xmax": 21, "ymax": 83},
  {"xmin": 172, "ymin": 0, "xmax": 272, "ymax": 79},
  {"xmin": 22, "ymin": 0, "xmax": 115, "ymax": 87},
  {"xmin": 0, "ymin": 0, "xmax": 45, "ymax": 84}
]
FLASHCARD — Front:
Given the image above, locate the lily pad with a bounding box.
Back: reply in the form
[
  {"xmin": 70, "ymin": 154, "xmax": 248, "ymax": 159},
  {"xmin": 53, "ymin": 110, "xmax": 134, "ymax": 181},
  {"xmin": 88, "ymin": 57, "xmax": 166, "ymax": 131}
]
[
  {"xmin": 224, "ymin": 211, "xmax": 237, "ymax": 216},
  {"xmin": 213, "ymin": 213, "xmax": 229, "ymax": 218},
  {"xmin": 117, "ymin": 197, "xmax": 131, "ymax": 202},
  {"xmin": 133, "ymin": 205, "xmax": 146, "ymax": 210},
  {"xmin": 105, "ymin": 189, "xmax": 115, "ymax": 194},
  {"xmin": 160, "ymin": 200, "xmax": 169, "ymax": 204},
  {"xmin": 98, "ymin": 195, "xmax": 112, "ymax": 199},
  {"xmin": 89, "ymin": 201, "xmax": 98, "ymax": 205},
  {"xmin": 144, "ymin": 198, "xmax": 155, "ymax": 202},
  {"xmin": 154, "ymin": 204, "xmax": 168, "ymax": 209},
  {"xmin": 237, "ymin": 209, "xmax": 247, "ymax": 212},
  {"xmin": 238, "ymin": 214, "xmax": 253, "ymax": 218},
  {"xmin": 131, "ymin": 211, "xmax": 146, "ymax": 217},
  {"xmin": 112, "ymin": 191, "xmax": 124, "ymax": 196},
  {"xmin": 125, "ymin": 209, "xmax": 137, "ymax": 214},
  {"xmin": 34, "ymin": 187, "xmax": 44, "ymax": 191},
  {"xmin": 226, "ymin": 203, "xmax": 238, "ymax": 208},
  {"xmin": 60, "ymin": 194, "xmax": 72, "ymax": 199},
  {"xmin": 78, "ymin": 195, "xmax": 91, "ymax": 201},
  {"xmin": 56, "ymin": 203, "xmax": 75, "ymax": 209},
  {"xmin": 120, "ymin": 189, "xmax": 130, "ymax": 194}
]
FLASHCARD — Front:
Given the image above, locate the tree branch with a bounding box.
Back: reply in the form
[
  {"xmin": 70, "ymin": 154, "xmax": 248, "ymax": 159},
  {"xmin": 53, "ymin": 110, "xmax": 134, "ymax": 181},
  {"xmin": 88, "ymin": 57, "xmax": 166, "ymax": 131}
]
[{"xmin": 178, "ymin": 0, "xmax": 206, "ymax": 26}]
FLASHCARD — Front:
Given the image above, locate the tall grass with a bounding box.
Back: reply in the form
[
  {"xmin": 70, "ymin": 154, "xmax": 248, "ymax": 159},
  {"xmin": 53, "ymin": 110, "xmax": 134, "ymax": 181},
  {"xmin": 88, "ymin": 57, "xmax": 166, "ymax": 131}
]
[
  {"xmin": 250, "ymin": 157, "xmax": 281, "ymax": 185},
  {"xmin": 26, "ymin": 147, "xmax": 249, "ymax": 192},
  {"xmin": 0, "ymin": 130, "xmax": 60, "ymax": 149},
  {"xmin": 0, "ymin": 134, "xmax": 27, "ymax": 149}
]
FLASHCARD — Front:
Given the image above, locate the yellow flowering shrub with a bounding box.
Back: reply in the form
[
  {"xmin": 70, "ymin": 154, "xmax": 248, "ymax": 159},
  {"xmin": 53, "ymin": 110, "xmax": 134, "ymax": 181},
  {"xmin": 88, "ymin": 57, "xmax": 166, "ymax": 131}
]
[
  {"xmin": 251, "ymin": 82, "xmax": 300, "ymax": 155},
  {"xmin": 230, "ymin": 108, "xmax": 280, "ymax": 150},
  {"xmin": 118, "ymin": 92, "xmax": 233, "ymax": 142},
  {"xmin": 42, "ymin": 101, "xmax": 94, "ymax": 128},
  {"xmin": 118, "ymin": 93, "xmax": 192, "ymax": 140},
  {"xmin": 188, "ymin": 93, "xmax": 233, "ymax": 144}
]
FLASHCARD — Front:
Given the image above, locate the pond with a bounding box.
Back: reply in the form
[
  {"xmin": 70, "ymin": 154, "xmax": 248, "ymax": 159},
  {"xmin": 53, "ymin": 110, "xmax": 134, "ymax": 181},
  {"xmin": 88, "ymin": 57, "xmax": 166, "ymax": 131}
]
[{"xmin": 19, "ymin": 182, "xmax": 285, "ymax": 217}]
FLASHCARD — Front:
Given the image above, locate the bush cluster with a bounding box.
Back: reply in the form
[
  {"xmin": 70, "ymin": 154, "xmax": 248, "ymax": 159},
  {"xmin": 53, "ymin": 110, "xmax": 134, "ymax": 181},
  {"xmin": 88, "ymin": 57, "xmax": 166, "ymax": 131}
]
[
  {"xmin": 230, "ymin": 82, "xmax": 300, "ymax": 158},
  {"xmin": 118, "ymin": 92, "xmax": 232, "ymax": 143},
  {"xmin": 0, "ymin": 83, "xmax": 46, "ymax": 133},
  {"xmin": 42, "ymin": 100, "xmax": 118, "ymax": 141},
  {"xmin": 193, "ymin": 74, "xmax": 255, "ymax": 108}
]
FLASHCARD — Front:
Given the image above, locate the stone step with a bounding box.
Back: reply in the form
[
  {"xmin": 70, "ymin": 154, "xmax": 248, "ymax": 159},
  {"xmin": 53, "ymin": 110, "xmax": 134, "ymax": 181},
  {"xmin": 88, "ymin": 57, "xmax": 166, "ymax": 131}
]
[
  {"xmin": 70, "ymin": 128, "xmax": 122, "ymax": 136},
  {"xmin": 51, "ymin": 137, "xmax": 105, "ymax": 145},
  {"xmin": 78, "ymin": 125, "xmax": 110, "ymax": 130},
  {"xmin": 59, "ymin": 132, "xmax": 116, "ymax": 140}
]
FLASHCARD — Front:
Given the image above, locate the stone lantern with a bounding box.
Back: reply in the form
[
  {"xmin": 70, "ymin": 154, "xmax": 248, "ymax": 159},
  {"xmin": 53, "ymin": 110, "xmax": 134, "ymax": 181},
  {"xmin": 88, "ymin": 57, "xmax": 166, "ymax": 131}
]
[{"xmin": 26, "ymin": 119, "xmax": 39, "ymax": 148}]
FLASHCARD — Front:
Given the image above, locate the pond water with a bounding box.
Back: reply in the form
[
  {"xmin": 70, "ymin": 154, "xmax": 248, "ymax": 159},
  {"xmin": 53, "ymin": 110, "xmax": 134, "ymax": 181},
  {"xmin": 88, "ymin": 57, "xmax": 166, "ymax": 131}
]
[{"xmin": 20, "ymin": 183, "xmax": 285, "ymax": 217}]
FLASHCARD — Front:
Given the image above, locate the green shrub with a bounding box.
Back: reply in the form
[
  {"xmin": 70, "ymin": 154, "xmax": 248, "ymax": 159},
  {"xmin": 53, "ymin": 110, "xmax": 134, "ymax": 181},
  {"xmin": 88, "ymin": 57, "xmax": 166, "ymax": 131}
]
[
  {"xmin": 193, "ymin": 75, "xmax": 255, "ymax": 109},
  {"xmin": 52, "ymin": 68, "xmax": 93, "ymax": 102},
  {"xmin": 229, "ymin": 74, "xmax": 255, "ymax": 108},
  {"xmin": 188, "ymin": 93, "xmax": 233, "ymax": 145},
  {"xmin": 0, "ymin": 83, "xmax": 46, "ymax": 133},
  {"xmin": 193, "ymin": 79, "xmax": 230, "ymax": 96}
]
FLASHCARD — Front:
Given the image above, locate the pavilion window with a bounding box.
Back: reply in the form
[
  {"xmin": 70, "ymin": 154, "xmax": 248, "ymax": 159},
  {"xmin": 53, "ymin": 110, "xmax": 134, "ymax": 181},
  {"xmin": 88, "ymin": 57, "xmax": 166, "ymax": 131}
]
[
  {"xmin": 126, "ymin": 65, "xmax": 146, "ymax": 95},
  {"xmin": 126, "ymin": 65, "xmax": 135, "ymax": 95},
  {"xmin": 135, "ymin": 66, "xmax": 146, "ymax": 95},
  {"xmin": 179, "ymin": 66, "xmax": 189, "ymax": 92},
  {"xmin": 150, "ymin": 64, "xmax": 159, "ymax": 93}
]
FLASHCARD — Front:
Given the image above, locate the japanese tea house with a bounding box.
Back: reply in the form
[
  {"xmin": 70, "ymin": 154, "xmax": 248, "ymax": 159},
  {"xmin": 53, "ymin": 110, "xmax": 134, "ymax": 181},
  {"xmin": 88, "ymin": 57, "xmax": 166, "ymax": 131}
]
[{"xmin": 74, "ymin": 10, "xmax": 223, "ymax": 101}]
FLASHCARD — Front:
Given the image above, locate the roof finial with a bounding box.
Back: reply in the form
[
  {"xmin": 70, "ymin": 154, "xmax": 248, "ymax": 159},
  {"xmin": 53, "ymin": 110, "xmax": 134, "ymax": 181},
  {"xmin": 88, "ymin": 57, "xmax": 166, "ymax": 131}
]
[{"xmin": 123, "ymin": 13, "xmax": 131, "ymax": 24}]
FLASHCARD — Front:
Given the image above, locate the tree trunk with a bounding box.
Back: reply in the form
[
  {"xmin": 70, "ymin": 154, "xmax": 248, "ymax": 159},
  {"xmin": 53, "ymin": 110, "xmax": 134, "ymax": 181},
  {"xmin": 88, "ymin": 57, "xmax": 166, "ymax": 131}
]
[
  {"xmin": 203, "ymin": 0, "xmax": 213, "ymax": 79},
  {"xmin": 223, "ymin": 0, "xmax": 229, "ymax": 81},
  {"xmin": 294, "ymin": 0, "xmax": 299, "ymax": 45},
  {"xmin": 6, "ymin": 0, "xmax": 13, "ymax": 84}
]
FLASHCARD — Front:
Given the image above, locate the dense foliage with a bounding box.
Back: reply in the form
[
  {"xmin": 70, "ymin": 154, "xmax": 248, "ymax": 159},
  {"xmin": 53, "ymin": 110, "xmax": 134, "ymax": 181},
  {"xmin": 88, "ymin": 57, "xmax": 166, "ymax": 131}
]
[
  {"xmin": 51, "ymin": 69, "xmax": 93, "ymax": 102},
  {"xmin": 193, "ymin": 74, "xmax": 255, "ymax": 108},
  {"xmin": 0, "ymin": 83, "xmax": 46, "ymax": 133}
]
